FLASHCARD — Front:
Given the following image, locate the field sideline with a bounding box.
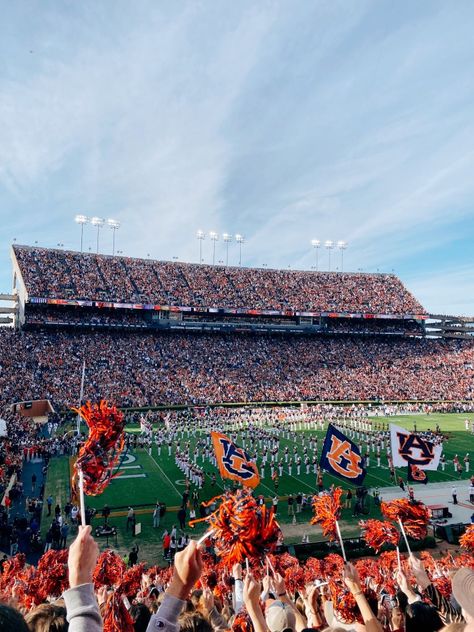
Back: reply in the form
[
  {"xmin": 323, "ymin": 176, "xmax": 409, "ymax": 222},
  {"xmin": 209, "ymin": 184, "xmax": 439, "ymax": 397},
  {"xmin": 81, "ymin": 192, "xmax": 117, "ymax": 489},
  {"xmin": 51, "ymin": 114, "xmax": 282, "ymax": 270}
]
[{"xmin": 42, "ymin": 412, "xmax": 474, "ymax": 560}]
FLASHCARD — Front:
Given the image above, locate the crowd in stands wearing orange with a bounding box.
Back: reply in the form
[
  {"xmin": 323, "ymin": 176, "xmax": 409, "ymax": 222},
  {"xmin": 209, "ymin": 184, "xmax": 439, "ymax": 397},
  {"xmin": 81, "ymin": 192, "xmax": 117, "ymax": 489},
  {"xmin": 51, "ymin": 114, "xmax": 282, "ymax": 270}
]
[
  {"xmin": 0, "ymin": 329, "xmax": 472, "ymax": 409},
  {"xmin": 14, "ymin": 246, "xmax": 425, "ymax": 314}
]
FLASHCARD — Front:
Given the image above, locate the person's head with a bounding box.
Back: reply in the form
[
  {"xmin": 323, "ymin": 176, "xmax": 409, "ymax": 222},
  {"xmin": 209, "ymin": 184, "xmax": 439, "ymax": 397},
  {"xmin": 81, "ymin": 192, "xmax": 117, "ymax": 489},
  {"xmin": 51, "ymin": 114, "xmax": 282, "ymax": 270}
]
[
  {"xmin": 265, "ymin": 600, "xmax": 296, "ymax": 632},
  {"xmin": 190, "ymin": 589, "xmax": 203, "ymax": 609},
  {"xmin": 129, "ymin": 603, "xmax": 151, "ymax": 632},
  {"xmin": 0, "ymin": 603, "xmax": 30, "ymax": 632},
  {"xmin": 405, "ymin": 601, "xmax": 443, "ymax": 632},
  {"xmin": 25, "ymin": 602, "xmax": 68, "ymax": 632},
  {"xmin": 391, "ymin": 606, "xmax": 405, "ymax": 631},
  {"xmin": 452, "ymin": 568, "xmax": 474, "ymax": 623},
  {"xmin": 178, "ymin": 611, "xmax": 212, "ymax": 632}
]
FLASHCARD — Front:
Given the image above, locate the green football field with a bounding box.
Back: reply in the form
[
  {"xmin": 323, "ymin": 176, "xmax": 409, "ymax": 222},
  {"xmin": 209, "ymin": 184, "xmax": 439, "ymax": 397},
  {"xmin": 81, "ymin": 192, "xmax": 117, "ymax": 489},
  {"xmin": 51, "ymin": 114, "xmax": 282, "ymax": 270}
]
[{"xmin": 43, "ymin": 412, "xmax": 474, "ymax": 559}]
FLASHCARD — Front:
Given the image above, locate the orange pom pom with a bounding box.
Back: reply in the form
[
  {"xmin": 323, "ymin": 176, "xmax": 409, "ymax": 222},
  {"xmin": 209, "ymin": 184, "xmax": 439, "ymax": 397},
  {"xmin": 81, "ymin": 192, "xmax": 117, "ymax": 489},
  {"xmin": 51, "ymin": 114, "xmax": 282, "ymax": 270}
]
[
  {"xmin": 460, "ymin": 525, "xmax": 474, "ymax": 553},
  {"xmin": 310, "ymin": 488, "xmax": 343, "ymax": 541},
  {"xmin": 72, "ymin": 400, "xmax": 126, "ymax": 496}
]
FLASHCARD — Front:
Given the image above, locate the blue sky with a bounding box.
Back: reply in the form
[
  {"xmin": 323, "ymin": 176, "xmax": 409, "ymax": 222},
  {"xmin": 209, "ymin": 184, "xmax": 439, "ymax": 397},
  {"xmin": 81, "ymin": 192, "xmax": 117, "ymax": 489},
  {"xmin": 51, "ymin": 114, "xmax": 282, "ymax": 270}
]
[{"xmin": 1, "ymin": 0, "xmax": 474, "ymax": 314}]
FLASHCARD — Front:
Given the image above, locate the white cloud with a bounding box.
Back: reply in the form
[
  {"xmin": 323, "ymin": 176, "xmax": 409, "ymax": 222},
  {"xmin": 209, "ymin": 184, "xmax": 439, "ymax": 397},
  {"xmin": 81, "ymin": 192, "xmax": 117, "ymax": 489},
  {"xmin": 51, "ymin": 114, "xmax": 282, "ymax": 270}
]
[{"xmin": 0, "ymin": 1, "xmax": 473, "ymax": 315}]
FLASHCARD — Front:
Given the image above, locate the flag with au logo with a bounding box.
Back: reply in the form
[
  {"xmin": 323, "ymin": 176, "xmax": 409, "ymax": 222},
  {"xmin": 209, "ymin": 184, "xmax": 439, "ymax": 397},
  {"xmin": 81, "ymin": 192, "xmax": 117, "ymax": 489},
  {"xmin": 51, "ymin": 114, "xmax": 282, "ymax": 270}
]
[
  {"xmin": 390, "ymin": 424, "xmax": 442, "ymax": 470},
  {"xmin": 319, "ymin": 424, "xmax": 366, "ymax": 486},
  {"xmin": 211, "ymin": 432, "xmax": 260, "ymax": 489}
]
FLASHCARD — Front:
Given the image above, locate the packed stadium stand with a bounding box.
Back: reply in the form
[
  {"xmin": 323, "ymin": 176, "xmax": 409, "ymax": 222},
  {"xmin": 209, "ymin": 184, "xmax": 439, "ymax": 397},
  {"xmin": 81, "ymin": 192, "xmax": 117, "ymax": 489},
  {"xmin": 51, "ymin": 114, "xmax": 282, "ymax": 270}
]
[
  {"xmin": 13, "ymin": 245, "xmax": 425, "ymax": 314},
  {"xmin": 0, "ymin": 244, "xmax": 471, "ymax": 411}
]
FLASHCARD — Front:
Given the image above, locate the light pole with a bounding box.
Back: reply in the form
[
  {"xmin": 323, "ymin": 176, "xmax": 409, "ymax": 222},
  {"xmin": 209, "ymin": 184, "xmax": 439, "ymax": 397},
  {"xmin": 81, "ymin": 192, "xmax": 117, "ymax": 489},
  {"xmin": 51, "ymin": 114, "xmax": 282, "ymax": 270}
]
[
  {"xmin": 223, "ymin": 233, "xmax": 232, "ymax": 266},
  {"xmin": 235, "ymin": 234, "xmax": 244, "ymax": 266},
  {"xmin": 311, "ymin": 239, "xmax": 320, "ymax": 271},
  {"xmin": 209, "ymin": 231, "xmax": 219, "ymax": 265},
  {"xmin": 337, "ymin": 240, "xmax": 347, "ymax": 272},
  {"xmin": 75, "ymin": 215, "xmax": 89, "ymax": 252},
  {"xmin": 325, "ymin": 240, "xmax": 334, "ymax": 271},
  {"xmin": 107, "ymin": 219, "xmax": 120, "ymax": 255},
  {"xmin": 90, "ymin": 217, "xmax": 105, "ymax": 254},
  {"xmin": 196, "ymin": 230, "xmax": 205, "ymax": 263}
]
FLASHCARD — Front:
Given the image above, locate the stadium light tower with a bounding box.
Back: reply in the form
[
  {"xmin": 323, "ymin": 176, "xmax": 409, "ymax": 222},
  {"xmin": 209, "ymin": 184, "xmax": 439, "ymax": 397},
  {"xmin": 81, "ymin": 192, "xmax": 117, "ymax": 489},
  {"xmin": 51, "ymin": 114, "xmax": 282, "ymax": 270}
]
[
  {"xmin": 209, "ymin": 231, "xmax": 219, "ymax": 265},
  {"xmin": 74, "ymin": 215, "xmax": 89, "ymax": 252},
  {"xmin": 235, "ymin": 234, "xmax": 244, "ymax": 266},
  {"xmin": 311, "ymin": 239, "xmax": 321, "ymax": 271},
  {"xmin": 223, "ymin": 233, "xmax": 232, "ymax": 266},
  {"xmin": 325, "ymin": 240, "xmax": 334, "ymax": 271},
  {"xmin": 337, "ymin": 240, "xmax": 348, "ymax": 272},
  {"xmin": 90, "ymin": 217, "xmax": 105, "ymax": 254},
  {"xmin": 196, "ymin": 230, "xmax": 205, "ymax": 263},
  {"xmin": 107, "ymin": 219, "xmax": 121, "ymax": 255}
]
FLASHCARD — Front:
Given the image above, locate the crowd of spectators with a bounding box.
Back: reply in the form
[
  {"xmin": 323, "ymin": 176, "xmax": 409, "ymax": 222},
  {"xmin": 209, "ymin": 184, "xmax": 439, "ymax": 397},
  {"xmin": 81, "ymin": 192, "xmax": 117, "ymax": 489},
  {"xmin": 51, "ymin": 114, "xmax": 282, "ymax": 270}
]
[
  {"xmin": 0, "ymin": 521, "xmax": 473, "ymax": 632},
  {"xmin": 14, "ymin": 246, "xmax": 426, "ymax": 315},
  {"xmin": 0, "ymin": 328, "xmax": 472, "ymax": 410},
  {"xmin": 0, "ymin": 404, "xmax": 78, "ymax": 558}
]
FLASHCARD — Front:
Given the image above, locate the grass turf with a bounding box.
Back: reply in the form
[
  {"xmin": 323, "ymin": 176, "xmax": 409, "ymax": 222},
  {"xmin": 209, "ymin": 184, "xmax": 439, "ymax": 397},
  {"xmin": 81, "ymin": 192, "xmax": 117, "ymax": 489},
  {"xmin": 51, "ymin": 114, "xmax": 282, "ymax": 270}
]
[{"xmin": 42, "ymin": 412, "xmax": 474, "ymax": 557}]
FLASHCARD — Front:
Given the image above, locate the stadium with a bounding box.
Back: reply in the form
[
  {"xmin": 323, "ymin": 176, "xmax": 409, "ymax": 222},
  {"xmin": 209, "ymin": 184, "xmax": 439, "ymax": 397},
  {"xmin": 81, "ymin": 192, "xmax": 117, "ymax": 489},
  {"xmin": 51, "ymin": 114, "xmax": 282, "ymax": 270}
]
[
  {"xmin": 0, "ymin": 241, "xmax": 473, "ymax": 629},
  {"xmin": 2, "ymin": 3, "xmax": 474, "ymax": 630}
]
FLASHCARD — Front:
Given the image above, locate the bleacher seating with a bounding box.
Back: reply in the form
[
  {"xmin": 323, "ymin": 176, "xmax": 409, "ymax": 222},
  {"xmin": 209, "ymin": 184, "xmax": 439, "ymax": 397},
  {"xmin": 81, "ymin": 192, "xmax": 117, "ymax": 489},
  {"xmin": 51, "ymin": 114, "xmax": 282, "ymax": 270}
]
[{"xmin": 13, "ymin": 246, "xmax": 426, "ymax": 316}]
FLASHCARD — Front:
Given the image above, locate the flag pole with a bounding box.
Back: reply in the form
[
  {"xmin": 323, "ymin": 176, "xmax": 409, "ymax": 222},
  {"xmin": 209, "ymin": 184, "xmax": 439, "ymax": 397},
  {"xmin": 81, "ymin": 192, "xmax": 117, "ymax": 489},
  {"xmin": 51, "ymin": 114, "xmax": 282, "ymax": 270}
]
[
  {"xmin": 197, "ymin": 528, "xmax": 215, "ymax": 547},
  {"xmin": 335, "ymin": 519, "xmax": 347, "ymax": 562},
  {"xmin": 79, "ymin": 468, "xmax": 86, "ymax": 526},
  {"xmin": 76, "ymin": 360, "xmax": 86, "ymax": 435},
  {"xmin": 398, "ymin": 518, "xmax": 412, "ymax": 555},
  {"xmin": 396, "ymin": 546, "xmax": 401, "ymax": 571}
]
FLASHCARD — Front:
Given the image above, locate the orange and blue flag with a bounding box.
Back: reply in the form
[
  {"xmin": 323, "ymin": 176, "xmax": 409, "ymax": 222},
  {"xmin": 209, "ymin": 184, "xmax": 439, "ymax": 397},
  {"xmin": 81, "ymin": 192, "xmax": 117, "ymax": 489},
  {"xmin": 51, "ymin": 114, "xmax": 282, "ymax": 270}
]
[
  {"xmin": 320, "ymin": 424, "xmax": 366, "ymax": 485},
  {"xmin": 211, "ymin": 432, "xmax": 260, "ymax": 489}
]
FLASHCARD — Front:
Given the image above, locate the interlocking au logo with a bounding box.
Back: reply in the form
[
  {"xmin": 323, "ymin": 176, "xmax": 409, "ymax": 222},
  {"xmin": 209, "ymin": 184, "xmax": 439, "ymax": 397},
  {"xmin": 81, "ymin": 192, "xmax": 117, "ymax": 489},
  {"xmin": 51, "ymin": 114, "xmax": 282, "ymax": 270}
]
[
  {"xmin": 218, "ymin": 438, "xmax": 256, "ymax": 481},
  {"xmin": 397, "ymin": 432, "xmax": 434, "ymax": 466},
  {"xmin": 327, "ymin": 436, "xmax": 363, "ymax": 479}
]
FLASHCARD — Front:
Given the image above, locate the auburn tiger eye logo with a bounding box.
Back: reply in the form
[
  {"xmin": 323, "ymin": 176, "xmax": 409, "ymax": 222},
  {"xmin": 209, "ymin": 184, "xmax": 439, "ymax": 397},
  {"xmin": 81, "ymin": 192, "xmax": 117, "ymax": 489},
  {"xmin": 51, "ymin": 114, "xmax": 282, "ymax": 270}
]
[{"xmin": 410, "ymin": 464, "xmax": 427, "ymax": 481}]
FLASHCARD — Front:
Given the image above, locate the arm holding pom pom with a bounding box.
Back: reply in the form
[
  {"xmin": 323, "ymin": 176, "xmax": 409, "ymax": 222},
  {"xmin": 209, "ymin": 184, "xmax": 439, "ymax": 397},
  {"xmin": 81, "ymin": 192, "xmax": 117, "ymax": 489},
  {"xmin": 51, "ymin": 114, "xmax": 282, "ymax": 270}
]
[
  {"xmin": 146, "ymin": 541, "xmax": 202, "ymax": 632},
  {"xmin": 232, "ymin": 563, "xmax": 244, "ymax": 613},
  {"xmin": 396, "ymin": 569, "xmax": 421, "ymax": 604},
  {"xmin": 243, "ymin": 573, "xmax": 269, "ymax": 632},
  {"xmin": 63, "ymin": 526, "xmax": 102, "ymax": 632},
  {"xmin": 272, "ymin": 572, "xmax": 307, "ymax": 632},
  {"xmin": 409, "ymin": 554, "xmax": 431, "ymax": 591},
  {"xmin": 408, "ymin": 554, "xmax": 464, "ymax": 626},
  {"xmin": 343, "ymin": 563, "xmax": 383, "ymax": 632},
  {"xmin": 302, "ymin": 585, "xmax": 324, "ymax": 629}
]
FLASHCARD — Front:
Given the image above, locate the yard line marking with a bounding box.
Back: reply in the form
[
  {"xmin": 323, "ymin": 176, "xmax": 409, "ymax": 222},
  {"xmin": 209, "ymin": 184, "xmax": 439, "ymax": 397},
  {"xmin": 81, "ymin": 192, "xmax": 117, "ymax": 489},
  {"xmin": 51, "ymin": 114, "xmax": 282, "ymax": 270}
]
[
  {"xmin": 258, "ymin": 479, "xmax": 279, "ymax": 497},
  {"xmin": 286, "ymin": 472, "xmax": 316, "ymax": 492},
  {"xmin": 119, "ymin": 465, "xmax": 142, "ymax": 470},
  {"xmin": 113, "ymin": 474, "xmax": 147, "ymax": 480},
  {"xmin": 148, "ymin": 451, "xmax": 182, "ymax": 499}
]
